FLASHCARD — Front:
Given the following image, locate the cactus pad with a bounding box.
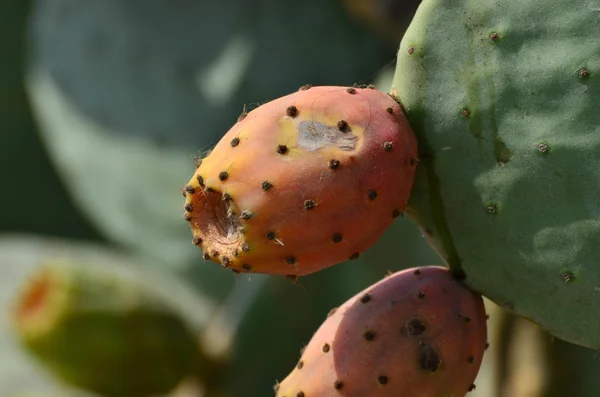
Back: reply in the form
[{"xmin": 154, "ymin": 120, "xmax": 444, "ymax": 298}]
[{"xmin": 392, "ymin": 0, "xmax": 600, "ymax": 348}]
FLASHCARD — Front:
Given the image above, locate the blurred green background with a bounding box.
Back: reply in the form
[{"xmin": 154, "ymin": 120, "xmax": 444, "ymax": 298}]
[{"xmin": 3, "ymin": 1, "xmax": 600, "ymax": 396}]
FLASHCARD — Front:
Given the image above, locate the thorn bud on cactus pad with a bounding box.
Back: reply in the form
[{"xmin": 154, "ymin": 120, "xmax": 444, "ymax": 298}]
[
  {"xmin": 11, "ymin": 262, "xmax": 201, "ymax": 397},
  {"xmin": 184, "ymin": 86, "xmax": 418, "ymax": 276},
  {"xmin": 275, "ymin": 266, "xmax": 487, "ymax": 397}
]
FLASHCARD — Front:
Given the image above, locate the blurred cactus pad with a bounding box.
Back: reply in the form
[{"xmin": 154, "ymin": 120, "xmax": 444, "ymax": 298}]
[{"xmin": 392, "ymin": 0, "xmax": 600, "ymax": 349}]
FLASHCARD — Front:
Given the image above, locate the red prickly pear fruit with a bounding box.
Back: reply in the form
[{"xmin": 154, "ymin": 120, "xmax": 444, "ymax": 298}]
[
  {"xmin": 183, "ymin": 85, "xmax": 418, "ymax": 276},
  {"xmin": 275, "ymin": 266, "xmax": 487, "ymax": 397}
]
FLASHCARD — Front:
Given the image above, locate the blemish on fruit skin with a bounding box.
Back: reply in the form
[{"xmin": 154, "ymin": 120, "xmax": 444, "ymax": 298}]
[
  {"xmin": 240, "ymin": 209, "xmax": 252, "ymax": 220},
  {"xmin": 267, "ymin": 231, "xmax": 276, "ymax": 240},
  {"xmin": 360, "ymin": 293, "xmax": 371, "ymax": 303},
  {"xmin": 184, "ymin": 185, "xmax": 195, "ymax": 194},
  {"xmin": 304, "ymin": 199, "xmax": 316, "ymax": 210},
  {"xmin": 286, "ymin": 256, "xmax": 297, "ymax": 265},
  {"xmin": 322, "ymin": 343, "xmax": 331, "ymax": 352},
  {"xmin": 468, "ymin": 356, "xmax": 475, "ymax": 363},
  {"xmin": 468, "ymin": 384, "xmax": 476, "ymax": 392},
  {"xmin": 237, "ymin": 112, "xmax": 248, "ymax": 122},
  {"xmin": 299, "ymin": 84, "xmax": 312, "ymax": 91},
  {"xmin": 489, "ymin": 32, "xmax": 500, "ymax": 41},
  {"xmin": 538, "ymin": 143, "xmax": 549, "ymax": 153},
  {"xmin": 346, "ymin": 87, "xmax": 357, "ymax": 94},
  {"xmin": 386, "ymin": 107, "xmax": 394, "ymax": 114},
  {"xmin": 328, "ymin": 307, "xmax": 338, "ymax": 317},
  {"xmin": 242, "ymin": 264, "xmax": 252, "ymax": 272},
  {"xmin": 203, "ymin": 252, "xmax": 210, "ymax": 260},
  {"xmin": 183, "ymin": 213, "xmax": 192, "ymax": 221},
  {"xmin": 196, "ymin": 175, "xmax": 204, "ymax": 185},
  {"xmin": 383, "ymin": 142, "xmax": 394, "ymax": 152},
  {"xmin": 222, "ymin": 192, "xmax": 231, "ymax": 201},
  {"xmin": 184, "ymin": 203, "xmax": 193, "ymax": 212},
  {"xmin": 460, "ymin": 108, "xmax": 470, "ymax": 118},
  {"xmin": 241, "ymin": 243, "xmax": 250, "ymax": 252},
  {"xmin": 408, "ymin": 46, "xmax": 415, "ymax": 55},
  {"xmin": 331, "ymin": 233, "xmax": 343, "ymax": 243},
  {"xmin": 219, "ymin": 171, "xmax": 229, "ymax": 181},
  {"xmin": 297, "ymin": 392, "xmax": 305, "ymax": 397},
  {"xmin": 221, "ymin": 257, "xmax": 231, "ymax": 268},
  {"xmin": 286, "ymin": 105, "xmax": 298, "ymax": 118},
  {"xmin": 329, "ymin": 159, "xmax": 340, "ymax": 169},
  {"xmin": 349, "ymin": 252, "xmax": 360, "ymax": 260},
  {"xmin": 333, "ymin": 380, "xmax": 343, "ymax": 390},
  {"xmin": 392, "ymin": 208, "xmax": 402, "ymax": 218},
  {"xmin": 419, "ymin": 342, "xmax": 441, "ymax": 372},
  {"xmin": 337, "ymin": 120, "xmax": 349, "ymax": 132},
  {"xmin": 417, "ymin": 291, "xmax": 426, "ymax": 299},
  {"xmin": 486, "ymin": 205, "xmax": 498, "ymax": 214},
  {"xmin": 230, "ymin": 137, "xmax": 240, "ymax": 147},
  {"xmin": 261, "ymin": 181, "xmax": 273, "ymax": 190},
  {"xmin": 277, "ymin": 144, "xmax": 289, "ymax": 155},
  {"xmin": 378, "ymin": 375, "xmax": 388, "ymax": 385},
  {"xmin": 368, "ymin": 190, "xmax": 378, "ymax": 200},
  {"xmin": 297, "ymin": 360, "xmax": 304, "ymax": 370},
  {"xmin": 363, "ymin": 330, "xmax": 376, "ymax": 341},
  {"xmin": 192, "ymin": 236, "xmax": 202, "ymax": 245},
  {"xmin": 406, "ymin": 319, "xmax": 427, "ymax": 336}
]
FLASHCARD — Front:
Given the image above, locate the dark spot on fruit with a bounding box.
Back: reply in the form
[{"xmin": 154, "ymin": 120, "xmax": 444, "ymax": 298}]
[
  {"xmin": 346, "ymin": 87, "xmax": 356, "ymax": 94},
  {"xmin": 287, "ymin": 275, "xmax": 299, "ymax": 283},
  {"xmin": 578, "ymin": 68, "xmax": 590, "ymax": 78},
  {"xmin": 410, "ymin": 157, "xmax": 418, "ymax": 166},
  {"xmin": 299, "ymin": 84, "xmax": 312, "ymax": 91},
  {"xmin": 486, "ymin": 205, "xmax": 497, "ymax": 214},
  {"xmin": 219, "ymin": 171, "xmax": 229, "ymax": 181},
  {"xmin": 331, "ymin": 233, "xmax": 342, "ymax": 243},
  {"xmin": 261, "ymin": 181, "xmax": 273, "ymax": 190},
  {"xmin": 286, "ymin": 105, "xmax": 298, "ymax": 117},
  {"xmin": 489, "ymin": 32, "xmax": 499, "ymax": 41},
  {"xmin": 468, "ymin": 356, "xmax": 475, "ymax": 363},
  {"xmin": 266, "ymin": 231, "xmax": 276, "ymax": 240},
  {"xmin": 386, "ymin": 107, "xmax": 394, "ymax": 114},
  {"xmin": 538, "ymin": 143, "xmax": 549, "ymax": 153},
  {"xmin": 460, "ymin": 108, "xmax": 470, "ymax": 118},
  {"xmin": 240, "ymin": 210, "xmax": 252, "ymax": 220},
  {"xmin": 459, "ymin": 313, "xmax": 472, "ymax": 323},
  {"xmin": 349, "ymin": 252, "xmax": 360, "ymax": 260},
  {"xmin": 468, "ymin": 384, "xmax": 476, "ymax": 392},
  {"xmin": 363, "ymin": 330, "xmax": 375, "ymax": 341},
  {"xmin": 241, "ymin": 243, "xmax": 250, "ymax": 252},
  {"xmin": 286, "ymin": 256, "xmax": 297, "ymax": 265},
  {"xmin": 561, "ymin": 272, "xmax": 574, "ymax": 282},
  {"xmin": 419, "ymin": 342, "xmax": 441, "ymax": 372},
  {"xmin": 417, "ymin": 291, "xmax": 425, "ymax": 299},
  {"xmin": 392, "ymin": 209, "xmax": 401, "ymax": 218},
  {"xmin": 383, "ymin": 142, "xmax": 393, "ymax": 152},
  {"xmin": 232, "ymin": 269, "xmax": 240, "ymax": 274},
  {"xmin": 304, "ymin": 199, "xmax": 316, "ymax": 210},
  {"xmin": 222, "ymin": 192, "xmax": 231, "ymax": 201},
  {"xmin": 360, "ymin": 293, "xmax": 371, "ymax": 303},
  {"xmin": 196, "ymin": 175, "xmax": 204, "ymax": 185},
  {"xmin": 408, "ymin": 46, "xmax": 415, "ymax": 54},
  {"xmin": 192, "ymin": 236, "xmax": 202, "ymax": 245},
  {"xmin": 406, "ymin": 319, "xmax": 427, "ymax": 336},
  {"xmin": 230, "ymin": 137, "xmax": 240, "ymax": 147},
  {"xmin": 297, "ymin": 360, "xmax": 304, "ymax": 369},
  {"xmin": 297, "ymin": 392, "xmax": 305, "ymax": 397},
  {"xmin": 368, "ymin": 190, "xmax": 378, "ymax": 200},
  {"xmin": 485, "ymin": 343, "xmax": 490, "ymax": 350},
  {"xmin": 183, "ymin": 213, "xmax": 192, "ymax": 221},
  {"xmin": 414, "ymin": 269, "xmax": 421, "ymax": 275},
  {"xmin": 368, "ymin": 84, "xmax": 376, "ymax": 89},
  {"xmin": 334, "ymin": 380, "xmax": 343, "ymax": 390},
  {"xmin": 203, "ymin": 252, "xmax": 210, "ymax": 260},
  {"xmin": 352, "ymin": 83, "xmax": 367, "ymax": 88},
  {"xmin": 205, "ymin": 187, "xmax": 215, "ymax": 193},
  {"xmin": 337, "ymin": 120, "xmax": 349, "ymax": 132},
  {"xmin": 486, "ymin": 314, "xmax": 490, "ymax": 320},
  {"xmin": 273, "ymin": 382, "xmax": 280, "ymax": 394},
  {"xmin": 237, "ymin": 112, "xmax": 247, "ymax": 122},
  {"xmin": 184, "ymin": 185, "xmax": 195, "ymax": 194},
  {"xmin": 322, "ymin": 343, "xmax": 331, "ymax": 353},
  {"xmin": 184, "ymin": 203, "xmax": 194, "ymax": 212},
  {"xmin": 242, "ymin": 264, "xmax": 252, "ymax": 272},
  {"xmin": 328, "ymin": 307, "xmax": 338, "ymax": 317},
  {"xmin": 277, "ymin": 144, "xmax": 289, "ymax": 155},
  {"xmin": 221, "ymin": 257, "xmax": 231, "ymax": 268},
  {"xmin": 211, "ymin": 249, "xmax": 219, "ymax": 257},
  {"xmin": 378, "ymin": 375, "xmax": 388, "ymax": 385},
  {"xmin": 329, "ymin": 159, "xmax": 340, "ymax": 170}
]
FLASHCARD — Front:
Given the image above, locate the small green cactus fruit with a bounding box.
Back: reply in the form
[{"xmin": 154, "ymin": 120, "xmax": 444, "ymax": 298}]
[
  {"xmin": 184, "ymin": 86, "xmax": 418, "ymax": 276},
  {"xmin": 11, "ymin": 261, "xmax": 200, "ymax": 397},
  {"xmin": 275, "ymin": 266, "xmax": 487, "ymax": 397},
  {"xmin": 392, "ymin": 0, "xmax": 600, "ymax": 348}
]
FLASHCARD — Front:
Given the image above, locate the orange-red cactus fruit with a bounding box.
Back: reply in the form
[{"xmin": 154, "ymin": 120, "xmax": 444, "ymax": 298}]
[
  {"xmin": 183, "ymin": 85, "xmax": 418, "ymax": 276},
  {"xmin": 275, "ymin": 266, "xmax": 488, "ymax": 397}
]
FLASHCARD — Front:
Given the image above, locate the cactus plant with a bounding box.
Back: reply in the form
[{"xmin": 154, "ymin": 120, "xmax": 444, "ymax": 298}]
[
  {"xmin": 11, "ymin": 260, "xmax": 203, "ymax": 397},
  {"xmin": 391, "ymin": 0, "xmax": 600, "ymax": 349},
  {"xmin": 183, "ymin": 85, "xmax": 418, "ymax": 276},
  {"xmin": 275, "ymin": 266, "xmax": 487, "ymax": 397}
]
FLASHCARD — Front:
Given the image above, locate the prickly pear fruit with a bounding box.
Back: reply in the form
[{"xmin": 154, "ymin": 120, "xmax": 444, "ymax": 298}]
[
  {"xmin": 183, "ymin": 85, "xmax": 418, "ymax": 276},
  {"xmin": 392, "ymin": 0, "xmax": 600, "ymax": 348},
  {"xmin": 275, "ymin": 266, "xmax": 487, "ymax": 397},
  {"xmin": 11, "ymin": 261, "xmax": 200, "ymax": 397}
]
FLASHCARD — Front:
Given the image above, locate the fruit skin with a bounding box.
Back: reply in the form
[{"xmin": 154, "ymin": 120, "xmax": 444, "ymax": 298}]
[
  {"xmin": 275, "ymin": 266, "xmax": 487, "ymax": 397},
  {"xmin": 391, "ymin": 0, "xmax": 600, "ymax": 348},
  {"xmin": 11, "ymin": 261, "xmax": 201, "ymax": 397},
  {"xmin": 183, "ymin": 85, "xmax": 418, "ymax": 276}
]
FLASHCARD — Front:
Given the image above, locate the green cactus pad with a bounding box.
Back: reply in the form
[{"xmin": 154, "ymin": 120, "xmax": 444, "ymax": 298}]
[
  {"xmin": 12, "ymin": 261, "xmax": 201, "ymax": 397},
  {"xmin": 392, "ymin": 0, "xmax": 600, "ymax": 348}
]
